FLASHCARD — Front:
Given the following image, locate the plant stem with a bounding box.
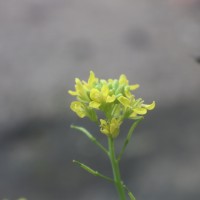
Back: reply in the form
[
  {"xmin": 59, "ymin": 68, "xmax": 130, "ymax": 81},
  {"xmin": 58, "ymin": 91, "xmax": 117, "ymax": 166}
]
[
  {"xmin": 117, "ymin": 117, "xmax": 143, "ymax": 161},
  {"xmin": 73, "ymin": 160, "xmax": 114, "ymax": 183},
  {"xmin": 108, "ymin": 136, "xmax": 127, "ymax": 200},
  {"xmin": 71, "ymin": 125, "xmax": 109, "ymax": 155}
]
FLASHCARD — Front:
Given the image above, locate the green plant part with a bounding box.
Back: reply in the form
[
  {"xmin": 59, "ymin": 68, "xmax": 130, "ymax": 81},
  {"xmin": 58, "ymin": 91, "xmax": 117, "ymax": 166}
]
[
  {"xmin": 69, "ymin": 71, "xmax": 155, "ymax": 200},
  {"xmin": 69, "ymin": 71, "xmax": 155, "ymax": 139}
]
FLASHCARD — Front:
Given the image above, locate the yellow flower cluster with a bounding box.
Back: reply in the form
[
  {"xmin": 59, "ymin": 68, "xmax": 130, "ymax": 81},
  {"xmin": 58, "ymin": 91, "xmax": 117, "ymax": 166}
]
[{"xmin": 69, "ymin": 71, "xmax": 155, "ymax": 138}]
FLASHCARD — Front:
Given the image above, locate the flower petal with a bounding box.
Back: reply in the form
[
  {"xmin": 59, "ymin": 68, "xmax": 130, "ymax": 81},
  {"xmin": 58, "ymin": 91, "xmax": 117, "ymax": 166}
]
[
  {"xmin": 106, "ymin": 95, "xmax": 116, "ymax": 103},
  {"xmin": 118, "ymin": 96, "xmax": 130, "ymax": 108},
  {"xmin": 129, "ymin": 112, "xmax": 137, "ymax": 119},
  {"xmin": 88, "ymin": 71, "xmax": 97, "ymax": 86},
  {"xmin": 142, "ymin": 101, "xmax": 156, "ymax": 110},
  {"xmin": 133, "ymin": 107, "xmax": 147, "ymax": 115},
  {"xmin": 101, "ymin": 84, "xmax": 109, "ymax": 97},
  {"xmin": 100, "ymin": 119, "xmax": 109, "ymax": 135},
  {"xmin": 129, "ymin": 84, "xmax": 140, "ymax": 90},
  {"xmin": 70, "ymin": 101, "xmax": 87, "ymax": 118},
  {"xmin": 124, "ymin": 86, "xmax": 134, "ymax": 98},
  {"xmin": 89, "ymin": 101, "xmax": 101, "ymax": 109},
  {"xmin": 110, "ymin": 118, "xmax": 121, "ymax": 138},
  {"xmin": 90, "ymin": 88, "xmax": 101, "ymax": 102},
  {"xmin": 119, "ymin": 74, "xmax": 128, "ymax": 85},
  {"xmin": 68, "ymin": 90, "xmax": 77, "ymax": 96}
]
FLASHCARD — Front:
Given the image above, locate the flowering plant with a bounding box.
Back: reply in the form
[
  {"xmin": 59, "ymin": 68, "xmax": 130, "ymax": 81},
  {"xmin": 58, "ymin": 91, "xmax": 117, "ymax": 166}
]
[{"xmin": 69, "ymin": 71, "xmax": 155, "ymax": 200}]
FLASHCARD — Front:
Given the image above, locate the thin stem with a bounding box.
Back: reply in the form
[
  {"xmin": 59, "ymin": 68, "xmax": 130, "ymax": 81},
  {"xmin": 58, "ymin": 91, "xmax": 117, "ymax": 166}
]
[
  {"xmin": 108, "ymin": 137, "xmax": 127, "ymax": 200},
  {"xmin": 73, "ymin": 160, "xmax": 114, "ymax": 183},
  {"xmin": 123, "ymin": 184, "xmax": 136, "ymax": 200},
  {"xmin": 71, "ymin": 125, "xmax": 109, "ymax": 155},
  {"xmin": 117, "ymin": 117, "xmax": 143, "ymax": 161}
]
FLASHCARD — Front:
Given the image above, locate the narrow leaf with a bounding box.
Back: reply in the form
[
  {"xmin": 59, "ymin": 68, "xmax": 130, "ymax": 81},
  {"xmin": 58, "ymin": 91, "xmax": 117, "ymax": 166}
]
[
  {"xmin": 73, "ymin": 160, "xmax": 113, "ymax": 182},
  {"xmin": 117, "ymin": 117, "xmax": 143, "ymax": 161},
  {"xmin": 70, "ymin": 125, "xmax": 108, "ymax": 155},
  {"xmin": 128, "ymin": 191, "xmax": 136, "ymax": 200},
  {"xmin": 73, "ymin": 160, "xmax": 97, "ymax": 175}
]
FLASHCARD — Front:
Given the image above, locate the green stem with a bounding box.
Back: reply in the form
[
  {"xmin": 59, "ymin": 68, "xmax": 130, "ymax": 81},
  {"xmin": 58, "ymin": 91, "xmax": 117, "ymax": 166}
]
[
  {"xmin": 108, "ymin": 136, "xmax": 127, "ymax": 200},
  {"xmin": 71, "ymin": 125, "xmax": 109, "ymax": 155},
  {"xmin": 73, "ymin": 160, "xmax": 114, "ymax": 183},
  {"xmin": 117, "ymin": 117, "xmax": 143, "ymax": 161}
]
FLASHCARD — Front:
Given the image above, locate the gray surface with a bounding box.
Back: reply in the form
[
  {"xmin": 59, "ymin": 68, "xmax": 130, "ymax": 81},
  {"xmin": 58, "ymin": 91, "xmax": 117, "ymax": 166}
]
[{"xmin": 0, "ymin": 0, "xmax": 200, "ymax": 199}]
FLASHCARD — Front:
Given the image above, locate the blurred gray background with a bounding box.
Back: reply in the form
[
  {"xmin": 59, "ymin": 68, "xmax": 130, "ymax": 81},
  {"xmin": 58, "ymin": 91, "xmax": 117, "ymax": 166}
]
[{"xmin": 0, "ymin": 0, "xmax": 200, "ymax": 199}]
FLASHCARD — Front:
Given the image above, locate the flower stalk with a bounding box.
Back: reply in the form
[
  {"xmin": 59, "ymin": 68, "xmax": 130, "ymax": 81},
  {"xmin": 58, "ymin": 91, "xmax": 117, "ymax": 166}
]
[
  {"xmin": 108, "ymin": 136, "xmax": 127, "ymax": 200},
  {"xmin": 69, "ymin": 71, "xmax": 156, "ymax": 200}
]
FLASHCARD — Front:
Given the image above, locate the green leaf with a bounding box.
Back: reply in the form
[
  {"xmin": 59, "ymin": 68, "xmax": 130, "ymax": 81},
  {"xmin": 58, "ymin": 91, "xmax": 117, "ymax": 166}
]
[
  {"xmin": 117, "ymin": 117, "xmax": 143, "ymax": 161},
  {"xmin": 128, "ymin": 191, "xmax": 136, "ymax": 200},
  {"xmin": 73, "ymin": 160, "xmax": 113, "ymax": 182},
  {"xmin": 70, "ymin": 125, "xmax": 108, "ymax": 155},
  {"xmin": 73, "ymin": 160, "xmax": 97, "ymax": 175}
]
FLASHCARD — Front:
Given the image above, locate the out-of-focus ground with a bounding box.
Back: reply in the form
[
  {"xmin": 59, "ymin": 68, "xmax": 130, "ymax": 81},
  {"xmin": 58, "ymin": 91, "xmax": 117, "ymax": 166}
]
[{"xmin": 0, "ymin": 0, "xmax": 200, "ymax": 199}]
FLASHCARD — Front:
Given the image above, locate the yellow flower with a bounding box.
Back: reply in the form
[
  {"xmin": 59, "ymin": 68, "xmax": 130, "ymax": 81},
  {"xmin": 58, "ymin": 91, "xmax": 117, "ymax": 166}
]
[
  {"xmin": 89, "ymin": 84, "xmax": 116, "ymax": 109},
  {"xmin": 117, "ymin": 96, "xmax": 132, "ymax": 109},
  {"xmin": 99, "ymin": 119, "xmax": 109, "ymax": 135},
  {"xmin": 87, "ymin": 71, "xmax": 98, "ymax": 89},
  {"xmin": 100, "ymin": 118, "xmax": 122, "ymax": 138},
  {"xmin": 68, "ymin": 78, "xmax": 90, "ymax": 102},
  {"xmin": 119, "ymin": 74, "xmax": 139, "ymax": 90},
  {"xmin": 70, "ymin": 101, "xmax": 98, "ymax": 122},
  {"xmin": 69, "ymin": 70, "xmax": 156, "ymax": 138},
  {"xmin": 119, "ymin": 74, "xmax": 139, "ymax": 97},
  {"xmin": 132, "ymin": 101, "xmax": 155, "ymax": 116},
  {"xmin": 132, "ymin": 101, "xmax": 155, "ymax": 117},
  {"xmin": 68, "ymin": 71, "xmax": 98, "ymax": 102},
  {"xmin": 109, "ymin": 118, "xmax": 122, "ymax": 138},
  {"xmin": 142, "ymin": 101, "xmax": 156, "ymax": 110},
  {"xmin": 70, "ymin": 101, "xmax": 87, "ymax": 118},
  {"xmin": 118, "ymin": 95, "xmax": 155, "ymax": 119}
]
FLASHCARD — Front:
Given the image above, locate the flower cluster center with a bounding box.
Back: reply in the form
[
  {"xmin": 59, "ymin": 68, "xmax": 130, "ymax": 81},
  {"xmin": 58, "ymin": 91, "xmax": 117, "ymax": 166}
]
[{"xmin": 69, "ymin": 71, "xmax": 155, "ymax": 138}]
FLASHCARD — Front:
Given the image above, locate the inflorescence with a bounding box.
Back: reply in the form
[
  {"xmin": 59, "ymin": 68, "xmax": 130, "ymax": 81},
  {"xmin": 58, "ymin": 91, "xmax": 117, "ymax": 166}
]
[{"xmin": 69, "ymin": 71, "xmax": 155, "ymax": 138}]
